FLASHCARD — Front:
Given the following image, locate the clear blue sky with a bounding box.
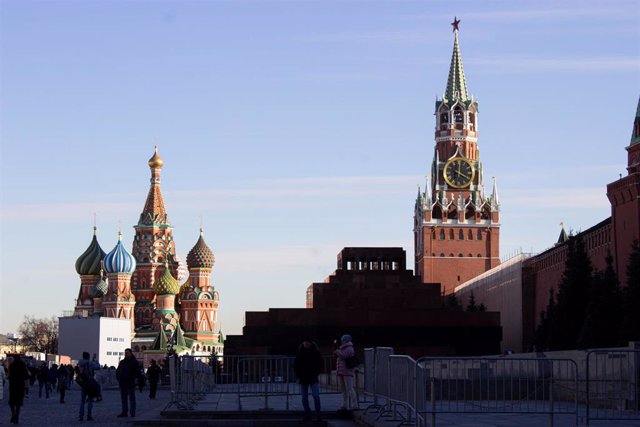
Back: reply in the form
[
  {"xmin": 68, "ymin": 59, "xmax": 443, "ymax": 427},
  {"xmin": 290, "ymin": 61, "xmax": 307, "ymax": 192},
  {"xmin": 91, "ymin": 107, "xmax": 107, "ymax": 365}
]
[{"xmin": 1, "ymin": 0, "xmax": 639, "ymax": 337}]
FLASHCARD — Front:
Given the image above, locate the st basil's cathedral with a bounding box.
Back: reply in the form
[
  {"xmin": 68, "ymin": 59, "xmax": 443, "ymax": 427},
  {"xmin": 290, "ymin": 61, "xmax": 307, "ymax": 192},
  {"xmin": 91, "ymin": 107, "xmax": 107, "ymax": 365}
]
[{"xmin": 72, "ymin": 147, "xmax": 222, "ymax": 358}]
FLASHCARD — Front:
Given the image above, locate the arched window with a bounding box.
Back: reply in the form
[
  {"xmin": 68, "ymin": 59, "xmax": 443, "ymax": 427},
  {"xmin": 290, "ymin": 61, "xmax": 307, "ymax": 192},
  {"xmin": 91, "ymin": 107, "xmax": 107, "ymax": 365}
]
[
  {"xmin": 440, "ymin": 111, "xmax": 449, "ymax": 130},
  {"xmin": 440, "ymin": 253, "xmax": 445, "ymax": 257},
  {"xmin": 453, "ymin": 106, "xmax": 464, "ymax": 129},
  {"xmin": 449, "ymin": 230, "xmax": 454, "ymax": 240},
  {"xmin": 468, "ymin": 230, "xmax": 473, "ymax": 240},
  {"xmin": 440, "ymin": 230, "xmax": 445, "ymax": 240},
  {"xmin": 477, "ymin": 230, "xmax": 483, "ymax": 240},
  {"xmin": 469, "ymin": 112, "xmax": 476, "ymax": 131},
  {"xmin": 459, "ymin": 230, "xmax": 464, "ymax": 240}
]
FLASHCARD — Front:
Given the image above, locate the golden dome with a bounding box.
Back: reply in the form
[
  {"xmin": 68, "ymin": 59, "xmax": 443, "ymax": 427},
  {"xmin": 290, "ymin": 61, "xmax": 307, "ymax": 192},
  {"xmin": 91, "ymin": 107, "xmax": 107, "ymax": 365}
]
[{"xmin": 148, "ymin": 146, "xmax": 164, "ymax": 169}]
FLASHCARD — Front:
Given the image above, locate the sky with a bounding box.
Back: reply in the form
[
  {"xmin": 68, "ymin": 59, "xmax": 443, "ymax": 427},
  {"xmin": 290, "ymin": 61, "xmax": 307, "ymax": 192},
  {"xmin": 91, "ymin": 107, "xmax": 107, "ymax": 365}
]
[{"xmin": 1, "ymin": 0, "xmax": 639, "ymax": 338}]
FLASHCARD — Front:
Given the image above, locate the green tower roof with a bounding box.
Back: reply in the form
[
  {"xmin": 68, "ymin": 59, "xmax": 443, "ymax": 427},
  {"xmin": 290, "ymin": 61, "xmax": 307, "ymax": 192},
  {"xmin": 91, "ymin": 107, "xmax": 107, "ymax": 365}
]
[{"xmin": 444, "ymin": 18, "xmax": 469, "ymax": 102}]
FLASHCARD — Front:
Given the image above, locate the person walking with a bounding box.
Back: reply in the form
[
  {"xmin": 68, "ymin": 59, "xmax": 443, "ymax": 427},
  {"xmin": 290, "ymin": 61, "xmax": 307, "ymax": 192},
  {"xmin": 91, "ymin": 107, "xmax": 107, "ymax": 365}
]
[
  {"xmin": 57, "ymin": 364, "xmax": 70, "ymax": 404},
  {"xmin": 116, "ymin": 348, "xmax": 139, "ymax": 418},
  {"xmin": 77, "ymin": 352, "xmax": 100, "ymax": 421},
  {"xmin": 293, "ymin": 337, "xmax": 323, "ymax": 421},
  {"xmin": 334, "ymin": 334, "xmax": 358, "ymax": 411},
  {"xmin": 37, "ymin": 362, "xmax": 50, "ymax": 399},
  {"xmin": 146, "ymin": 359, "xmax": 161, "ymax": 399},
  {"xmin": 7, "ymin": 355, "xmax": 30, "ymax": 424}
]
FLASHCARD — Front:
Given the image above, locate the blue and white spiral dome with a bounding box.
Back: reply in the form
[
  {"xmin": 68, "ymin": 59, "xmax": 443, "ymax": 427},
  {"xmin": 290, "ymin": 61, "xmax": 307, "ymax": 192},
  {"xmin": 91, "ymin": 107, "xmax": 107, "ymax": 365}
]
[{"xmin": 103, "ymin": 233, "xmax": 137, "ymax": 274}]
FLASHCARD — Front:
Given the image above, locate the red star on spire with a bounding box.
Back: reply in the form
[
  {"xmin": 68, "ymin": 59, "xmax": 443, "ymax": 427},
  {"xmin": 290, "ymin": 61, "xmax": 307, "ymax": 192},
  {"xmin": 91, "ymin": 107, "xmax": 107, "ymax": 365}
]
[{"xmin": 451, "ymin": 17, "xmax": 460, "ymax": 32}]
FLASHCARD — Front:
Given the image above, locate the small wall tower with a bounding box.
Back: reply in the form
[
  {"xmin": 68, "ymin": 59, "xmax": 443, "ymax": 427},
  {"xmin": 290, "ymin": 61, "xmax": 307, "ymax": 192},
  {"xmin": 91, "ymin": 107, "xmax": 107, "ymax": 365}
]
[{"xmin": 607, "ymin": 98, "xmax": 640, "ymax": 286}]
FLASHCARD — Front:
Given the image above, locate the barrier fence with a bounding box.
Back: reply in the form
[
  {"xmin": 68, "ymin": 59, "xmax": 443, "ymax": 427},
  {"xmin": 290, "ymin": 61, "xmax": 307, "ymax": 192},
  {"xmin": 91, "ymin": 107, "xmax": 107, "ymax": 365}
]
[
  {"xmin": 586, "ymin": 349, "xmax": 640, "ymax": 425},
  {"xmin": 165, "ymin": 348, "xmax": 640, "ymax": 425},
  {"xmin": 167, "ymin": 354, "xmax": 359, "ymax": 411}
]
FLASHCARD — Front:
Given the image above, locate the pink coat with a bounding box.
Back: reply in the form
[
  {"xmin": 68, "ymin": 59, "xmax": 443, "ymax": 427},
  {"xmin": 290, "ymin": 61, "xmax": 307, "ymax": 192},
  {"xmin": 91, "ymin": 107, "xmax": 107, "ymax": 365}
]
[{"xmin": 334, "ymin": 342, "xmax": 355, "ymax": 377}]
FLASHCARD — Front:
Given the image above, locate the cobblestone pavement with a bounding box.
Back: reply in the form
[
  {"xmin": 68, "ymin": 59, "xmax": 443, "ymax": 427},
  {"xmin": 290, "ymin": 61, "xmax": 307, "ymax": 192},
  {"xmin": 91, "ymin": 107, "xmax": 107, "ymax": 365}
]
[{"xmin": 0, "ymin": 385, "xmax": 169, "ymax": 426}]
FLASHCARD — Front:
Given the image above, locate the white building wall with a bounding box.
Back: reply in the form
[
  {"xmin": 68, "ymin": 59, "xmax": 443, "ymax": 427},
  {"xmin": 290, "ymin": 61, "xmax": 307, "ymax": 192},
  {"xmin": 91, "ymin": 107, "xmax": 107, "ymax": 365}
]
[
  {"xmin": 58, "ymin": 316, "xmax": 131, "ymax": 367},
  {"xmin": 455, "ymin": 254, "xmax": 530, "ymax": 353}
]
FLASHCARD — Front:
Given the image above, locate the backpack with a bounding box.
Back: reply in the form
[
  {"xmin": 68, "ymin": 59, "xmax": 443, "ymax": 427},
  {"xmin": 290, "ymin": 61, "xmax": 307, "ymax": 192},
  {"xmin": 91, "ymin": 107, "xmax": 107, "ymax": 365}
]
[{"xmin": 345, "ymin": 355, "xmax": 360, "ymax": 369}]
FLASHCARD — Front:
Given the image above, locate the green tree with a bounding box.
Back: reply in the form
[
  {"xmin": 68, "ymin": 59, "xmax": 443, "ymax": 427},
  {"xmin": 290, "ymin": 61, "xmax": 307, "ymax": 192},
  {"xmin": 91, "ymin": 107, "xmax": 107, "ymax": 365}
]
[
  {"xmin": 533, "ymin": 288, "xmax": 556, "ymax": 352},
  {"xmin": 446, "ymin": 293, "xmax": 462, "ymax": 310},
  {"xmin": 466, "ymin": 291, "xmax": 478, "ymax": 312},
  {"xmin": 620, "ymin": 240, "xmax": 640, "ymax": 343},
  {"xmin": 17, "ymin": 315, "xmax": 58, "ymax": 354},
  {"xmin": 578, "ymin": 253, "xmax": 621, "ymax": 349},
  {"xmin": 549, "ymin": 236, "xmax": 592, "ymax": 350}
]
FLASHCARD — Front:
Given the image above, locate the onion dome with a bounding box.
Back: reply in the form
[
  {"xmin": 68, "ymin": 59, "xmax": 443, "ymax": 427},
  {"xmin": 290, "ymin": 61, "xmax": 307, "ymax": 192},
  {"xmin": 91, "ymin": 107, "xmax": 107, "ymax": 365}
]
[
  {"xmin": 153, "ymin": 262, "xmax": 181, "ymax": 295},
  {"xmin": 103, "ymin": 232, "xmax": 137, "ymax": 274},
  {"xmin": 75, "ymin": 227, "xmax": 106, "ymax": 275},
  {"xmin": 186, "ymin": 229, "xmax": 215, "ymax": 269},
  {"xmin": 148, "ymin": 145, "xmax": 164, "ymax": 169},
  {"xmin": 92, "ymin": 276, "xmax": 108, "ymax": 298}
]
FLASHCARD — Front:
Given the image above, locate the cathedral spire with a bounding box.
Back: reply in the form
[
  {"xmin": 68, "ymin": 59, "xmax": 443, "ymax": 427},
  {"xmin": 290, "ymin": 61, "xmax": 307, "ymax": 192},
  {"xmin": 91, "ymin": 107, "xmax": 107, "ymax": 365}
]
[
  {"xmin": 139, "ymin": 146, "xmax": 168, "ymax": 225},
  {"xmin": 444, "ymin": 17, "xmax": 469, "ymax": 102}
]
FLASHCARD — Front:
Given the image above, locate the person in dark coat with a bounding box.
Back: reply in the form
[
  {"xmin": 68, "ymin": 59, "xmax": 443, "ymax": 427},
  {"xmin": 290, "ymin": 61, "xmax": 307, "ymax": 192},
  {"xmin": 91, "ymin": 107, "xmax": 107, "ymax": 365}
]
[
  {"xmin": 146, "ymin": 359, "xmax": 162, "ymax": 399},
  {"xmin": 7, "ymin": 355, "xmax": 30, "ymax": 424},
  {"xmin": 116, "ymin": 348, "xmax": 139, "ymax": 417},
  {"xmin": 78, "ymin": 352, "xmax": 100, "ymax": 421},
  {"xmin": 37, "ymin": 362, "xmax": 50, "ymax": 398},
  {"xmin": 293, "ymin": 337, "xmax": 323, "ymax": 421}
]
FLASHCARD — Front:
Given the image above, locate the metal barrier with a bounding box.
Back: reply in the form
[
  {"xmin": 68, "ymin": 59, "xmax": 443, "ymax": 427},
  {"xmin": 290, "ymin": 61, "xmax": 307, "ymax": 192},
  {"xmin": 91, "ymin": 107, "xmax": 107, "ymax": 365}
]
[
  {"xmin": 586, "ymin": 349, "xmax": 640, "ymax": 425},
  {"xmin": 416, "ymin": 357, "xmax": 579, "ymax": 427},
  {"xmin": 169, "ymin": 354, "xmax": 347, "ymax": 411}
]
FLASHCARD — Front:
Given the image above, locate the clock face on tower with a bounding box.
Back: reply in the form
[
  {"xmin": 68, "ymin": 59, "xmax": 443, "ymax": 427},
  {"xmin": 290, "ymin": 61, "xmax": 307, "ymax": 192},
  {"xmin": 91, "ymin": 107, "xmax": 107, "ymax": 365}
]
[{"xmin": 443, "ymin": 157, "xmax": 474, "ymax": 188}]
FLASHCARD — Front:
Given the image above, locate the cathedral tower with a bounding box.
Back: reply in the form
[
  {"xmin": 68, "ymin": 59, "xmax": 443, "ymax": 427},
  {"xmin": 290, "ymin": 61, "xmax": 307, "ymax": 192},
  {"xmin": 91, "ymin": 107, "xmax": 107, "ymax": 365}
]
[
  {"xmin": 180, "ymin": 229, "xmax": 220, "ymax": 352},
  {"xmin": 151, "ymin": 261, "xmax": 181, "ymax": 335},
  {"xmin": 414, "ymin": 18, "xmax": 500, "ymax": 295},
  {"xmin": 607, "ymin": 98, "xmax": 640, "ymax": 286},
  {"xmin": 74, "ymin": 226, "xmax": 106, "ymax": 316},
  {"xmin": 102, "ymin": 232, "xmax": 137, "ymax": 331},
  {"xmin": 131, "ymin": 147, "xmax": 178, "ymax": 328}
]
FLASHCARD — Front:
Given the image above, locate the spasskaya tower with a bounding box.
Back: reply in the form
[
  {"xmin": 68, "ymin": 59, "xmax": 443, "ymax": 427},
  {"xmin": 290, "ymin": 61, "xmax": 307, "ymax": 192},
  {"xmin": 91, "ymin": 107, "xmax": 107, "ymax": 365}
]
[{"xmin": 414, "ymin": 18, "xmax": 500, "ymax": 295}]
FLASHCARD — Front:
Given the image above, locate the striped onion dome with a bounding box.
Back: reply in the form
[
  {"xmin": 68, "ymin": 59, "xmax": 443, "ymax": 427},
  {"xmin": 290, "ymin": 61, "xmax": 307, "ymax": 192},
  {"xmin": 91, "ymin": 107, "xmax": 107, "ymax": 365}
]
[
  {"xmin": 153, "ymin": 262, "xmax": 181, "ymax": 295},
  {"xmin": 92, "ymin": 277, "xmax": 108, "ymax": 298},
  {"xmin": 75, "ymin": 227, "xmax": 106, "ymax": 276},
  {"xmin": 186, "ymin": 229, "xmax": 215, "ymax": 269},
  {"xmin": 103, "ymin": 232, "xmax": 137, "ymax": 274}
]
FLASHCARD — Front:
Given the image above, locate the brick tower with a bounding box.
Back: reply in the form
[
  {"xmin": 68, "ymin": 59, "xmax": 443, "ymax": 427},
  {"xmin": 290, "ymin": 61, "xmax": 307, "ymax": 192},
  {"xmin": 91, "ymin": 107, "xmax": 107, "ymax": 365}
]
[
  {"xmin": 607, "ymin": 98, "xmax": 640, "ymax": 286},
  {"xmin": 102, "ymin": 232, "xmax": 137, "ymax": 331},
  {"xmin": 179, "ymin": 229, "xmax": 220, "ymax": 352},
  {"xmin": 414, "ymin": 18, "xmax": 500, "ymax": 295},
  {"xmin": 131, "ymin": 146, "xmax": 178, "ymax": 328}
]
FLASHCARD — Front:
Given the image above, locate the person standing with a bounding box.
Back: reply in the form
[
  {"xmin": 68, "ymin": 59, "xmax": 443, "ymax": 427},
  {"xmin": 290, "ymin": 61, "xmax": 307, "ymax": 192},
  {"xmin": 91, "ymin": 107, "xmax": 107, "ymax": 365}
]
[
  {"xmin": 116, "ymin": 348, "xmax": 139, "ymax": 418},
  {"xmin": 7, "ymin": 355, "xmax": 30, "ymax": 424},
  {"xmin": 294, "ymin": 337, "xmax": 323, "ymax": 421},
  {"xmin": 78, "ymin": 352, "xmax": 100, "ymax": 421},
  {"xmin": 146, "ymin": 359, "xmax": 161, "ymax": 399},
  {"xmin": 334, "ymin": 334, "xmax": 358, "ymax": 411}
]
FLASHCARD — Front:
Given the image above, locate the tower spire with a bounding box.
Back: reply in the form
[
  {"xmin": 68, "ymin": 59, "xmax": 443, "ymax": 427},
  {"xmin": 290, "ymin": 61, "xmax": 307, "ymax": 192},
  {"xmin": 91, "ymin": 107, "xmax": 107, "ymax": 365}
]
[
  {"xmin": 491, "ymin": 176, "xmax": 500, "ymax": 210},
  {"xmin": 445, "ymin": 17, "xmax": 469, "ymax": 102},
  {"xmin": 139, "ymin": 146, "xmax": 168, "ymax": 225}
]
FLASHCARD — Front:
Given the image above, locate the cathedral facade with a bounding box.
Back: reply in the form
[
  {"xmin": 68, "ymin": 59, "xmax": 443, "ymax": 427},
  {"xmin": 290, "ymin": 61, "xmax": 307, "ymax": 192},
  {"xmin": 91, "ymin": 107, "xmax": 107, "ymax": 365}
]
[
  {"xmin": 73, "ymin": 148, "xmax": 222, "ymax": 360},
  {"xmin": 414, "ymin": 19, "xmax": 500, "ymax": 295}
]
